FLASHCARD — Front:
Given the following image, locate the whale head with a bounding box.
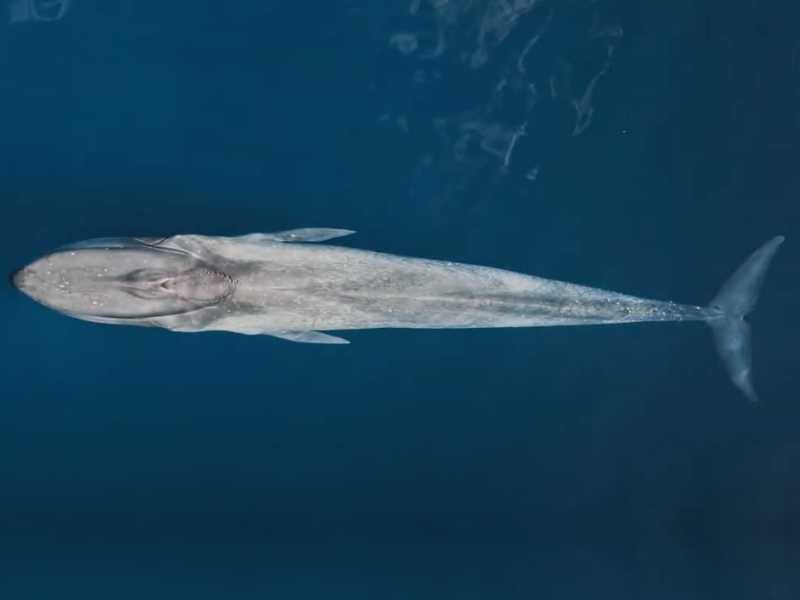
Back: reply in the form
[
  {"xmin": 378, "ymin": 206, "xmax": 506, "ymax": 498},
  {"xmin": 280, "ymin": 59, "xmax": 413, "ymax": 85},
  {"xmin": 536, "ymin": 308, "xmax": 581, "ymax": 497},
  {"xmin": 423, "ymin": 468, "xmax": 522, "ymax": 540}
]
[{"xmin": 11, "ymin": 237, "xmax": 233, "ymax": 323}]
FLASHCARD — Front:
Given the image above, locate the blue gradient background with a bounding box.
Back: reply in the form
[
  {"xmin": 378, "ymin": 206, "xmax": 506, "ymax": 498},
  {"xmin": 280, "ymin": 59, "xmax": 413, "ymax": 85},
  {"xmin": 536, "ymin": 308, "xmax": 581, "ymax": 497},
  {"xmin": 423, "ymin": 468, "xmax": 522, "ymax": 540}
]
[{"xmin": 1, "ymin": 1, "xmax": 798, "ymax": 598}]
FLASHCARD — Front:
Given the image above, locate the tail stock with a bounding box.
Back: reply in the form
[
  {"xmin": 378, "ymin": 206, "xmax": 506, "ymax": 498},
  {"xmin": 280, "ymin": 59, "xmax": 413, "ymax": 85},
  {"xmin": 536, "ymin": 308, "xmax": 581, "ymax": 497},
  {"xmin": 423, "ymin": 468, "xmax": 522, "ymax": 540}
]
[{"xmin": 707, "ymin": 236, "xmax": 784, "ymax": 402}]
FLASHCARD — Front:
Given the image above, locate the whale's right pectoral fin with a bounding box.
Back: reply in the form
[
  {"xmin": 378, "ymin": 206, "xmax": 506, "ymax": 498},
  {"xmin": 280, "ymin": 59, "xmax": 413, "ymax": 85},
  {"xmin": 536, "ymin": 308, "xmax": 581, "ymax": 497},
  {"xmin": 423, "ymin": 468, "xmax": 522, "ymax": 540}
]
[
  {"xmin": 236, "ymin": 229, "xmax": 356, "ymax": 244},
  {"xmin": 269, "ymin": 330, "xmax": 350, "ymax": 344}
]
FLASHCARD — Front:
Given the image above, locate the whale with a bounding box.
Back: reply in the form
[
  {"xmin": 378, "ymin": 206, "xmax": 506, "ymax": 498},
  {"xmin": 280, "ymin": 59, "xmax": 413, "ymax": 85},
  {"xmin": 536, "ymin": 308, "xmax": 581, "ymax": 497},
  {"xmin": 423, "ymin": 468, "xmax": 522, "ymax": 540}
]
[{"xmin": 10, "ymin": 229, "xmax": 784, "ymax": 401}]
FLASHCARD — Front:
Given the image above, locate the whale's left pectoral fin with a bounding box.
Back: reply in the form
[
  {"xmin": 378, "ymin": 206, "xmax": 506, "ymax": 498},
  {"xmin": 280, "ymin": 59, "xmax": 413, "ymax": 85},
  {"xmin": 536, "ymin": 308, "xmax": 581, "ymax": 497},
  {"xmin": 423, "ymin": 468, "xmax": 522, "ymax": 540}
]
[
  {"xmin": 269, "ymin": 330, "xmax": 350, "ymax": 344},
  {"xmin": 236, "ymin": 229, "xmax": 356, "ymax": 244}
]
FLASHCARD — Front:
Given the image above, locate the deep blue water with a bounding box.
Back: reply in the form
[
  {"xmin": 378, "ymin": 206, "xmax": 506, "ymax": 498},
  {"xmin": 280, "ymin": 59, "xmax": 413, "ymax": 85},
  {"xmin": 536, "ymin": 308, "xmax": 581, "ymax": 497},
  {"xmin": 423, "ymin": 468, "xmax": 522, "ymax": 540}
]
[{"xmin": 1, "ymin": 1, "xmax": 799, "ymax": 598}]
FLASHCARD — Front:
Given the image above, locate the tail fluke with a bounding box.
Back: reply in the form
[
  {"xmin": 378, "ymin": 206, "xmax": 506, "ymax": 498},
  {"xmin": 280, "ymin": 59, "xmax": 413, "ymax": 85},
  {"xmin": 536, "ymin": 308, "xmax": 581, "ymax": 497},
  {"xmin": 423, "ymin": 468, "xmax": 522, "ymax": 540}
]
[{"xmin": 708, "ymin": 236, "xmax": 784, "ymax": 402}]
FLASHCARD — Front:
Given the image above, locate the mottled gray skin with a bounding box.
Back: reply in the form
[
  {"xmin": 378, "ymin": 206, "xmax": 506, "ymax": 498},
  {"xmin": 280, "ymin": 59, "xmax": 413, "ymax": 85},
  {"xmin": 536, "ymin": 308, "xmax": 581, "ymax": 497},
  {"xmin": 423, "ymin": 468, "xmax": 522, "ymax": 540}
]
[
  {"xmin": 12, "ymin": 229, "xmax": 711, "ymax": 337},
  {"xmin": 182, "ymin": 235, "xmax": 713, "ymax": 336},
  {"xmin": 11, "ymin": 229, "xmax": 783, "ymax": 399}
]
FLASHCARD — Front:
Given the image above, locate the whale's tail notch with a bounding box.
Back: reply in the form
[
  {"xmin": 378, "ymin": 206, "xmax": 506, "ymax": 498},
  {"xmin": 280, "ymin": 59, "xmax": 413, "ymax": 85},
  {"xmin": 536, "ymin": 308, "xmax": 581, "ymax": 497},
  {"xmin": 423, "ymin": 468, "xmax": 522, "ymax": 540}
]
[{"xmin": 707, "ymin": 236, "xmax": 784, "ymax": 402}]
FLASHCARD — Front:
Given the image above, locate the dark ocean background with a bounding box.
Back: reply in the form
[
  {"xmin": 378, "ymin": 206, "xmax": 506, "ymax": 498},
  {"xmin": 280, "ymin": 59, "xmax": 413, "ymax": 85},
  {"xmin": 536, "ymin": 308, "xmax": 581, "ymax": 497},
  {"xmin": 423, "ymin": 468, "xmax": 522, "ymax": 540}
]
[{"xmin": 1, "ymin": 1, "xmax": 798, "ymax": 598}]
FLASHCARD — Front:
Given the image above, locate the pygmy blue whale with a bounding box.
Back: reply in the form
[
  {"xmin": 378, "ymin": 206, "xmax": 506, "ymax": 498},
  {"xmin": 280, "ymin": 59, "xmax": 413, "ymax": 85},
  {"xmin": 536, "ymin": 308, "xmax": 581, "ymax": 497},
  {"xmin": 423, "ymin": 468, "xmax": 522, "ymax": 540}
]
[{"xmin": 10, "ymin": 229, "xmax": 784, "ymax": 401}]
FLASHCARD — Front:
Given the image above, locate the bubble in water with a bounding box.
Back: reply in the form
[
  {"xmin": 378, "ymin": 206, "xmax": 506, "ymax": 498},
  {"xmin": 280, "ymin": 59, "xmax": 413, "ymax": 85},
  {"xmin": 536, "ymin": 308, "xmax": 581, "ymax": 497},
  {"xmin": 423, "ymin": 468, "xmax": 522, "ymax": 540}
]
[
  {"xmin": 389, "ymin": 33, "xmax": 420, "ymax": 55},
  {"xmin": 9, "ymin": 0, "xmax": 70, "ymax": 23}
]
